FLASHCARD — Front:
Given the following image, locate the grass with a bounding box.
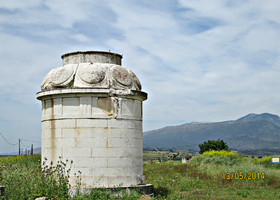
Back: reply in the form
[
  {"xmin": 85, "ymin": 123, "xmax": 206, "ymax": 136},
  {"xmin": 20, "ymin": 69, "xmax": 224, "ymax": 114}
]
[
  {"xmin": 0, "ymin": 155, "xmax": 141, "ymax": 200},
  {"xmin": 0, "ymin": 152, "xmax": 280, "ymax": 199},
  {"xmin": 144, "ymin": 151, "xmax": 280, "ymax": 199},
  {"xmin": 0, "ymin": 154, "xmax": 71, "ymax": 199}
]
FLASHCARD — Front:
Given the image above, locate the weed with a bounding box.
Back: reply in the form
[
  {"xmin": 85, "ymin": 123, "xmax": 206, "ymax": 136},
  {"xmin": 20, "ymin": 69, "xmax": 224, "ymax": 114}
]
[{"xmin": 0, "ymin": 155, "xmax": 72, "ymax": 199}]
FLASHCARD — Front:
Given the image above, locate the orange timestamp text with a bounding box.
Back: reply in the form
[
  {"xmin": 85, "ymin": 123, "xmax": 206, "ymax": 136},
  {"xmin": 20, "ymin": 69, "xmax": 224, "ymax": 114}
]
[{"xmin": 222, "ymin": 172, "xmax": 265, "ymax": 180}]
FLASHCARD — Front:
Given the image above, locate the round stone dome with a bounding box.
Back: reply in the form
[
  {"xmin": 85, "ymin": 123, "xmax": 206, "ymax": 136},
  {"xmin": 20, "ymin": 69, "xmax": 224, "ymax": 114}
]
[{"xmin": 41, "ymin": 51, "xmax": 142, "ymax": 91}]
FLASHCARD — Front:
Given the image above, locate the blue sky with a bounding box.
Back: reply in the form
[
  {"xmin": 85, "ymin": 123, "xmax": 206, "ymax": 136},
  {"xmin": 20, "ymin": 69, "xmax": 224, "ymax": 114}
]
[{"xmin": 0, "ymin": 0, "xmax": 280, "ymax": 153}]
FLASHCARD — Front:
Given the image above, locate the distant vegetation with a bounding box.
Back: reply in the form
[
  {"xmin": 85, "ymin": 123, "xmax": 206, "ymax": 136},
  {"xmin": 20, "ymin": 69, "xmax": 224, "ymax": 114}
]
[
  {"xmin": 199, "ymin": 139, "xmax": 229, "ymax": 154},
  {"xmin": 1, "ymin": 152, "xmax": 279, "ymax": 199},
  {"xmin": 143, "ymin": 149, "xmax": 195, "ymax": 162}
]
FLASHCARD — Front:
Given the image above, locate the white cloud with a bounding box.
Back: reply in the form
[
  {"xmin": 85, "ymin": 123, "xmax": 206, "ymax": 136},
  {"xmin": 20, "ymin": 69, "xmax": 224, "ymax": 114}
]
[{"xmin": 107, "ymin": 0, "xmax": 280, "ymax": 125}]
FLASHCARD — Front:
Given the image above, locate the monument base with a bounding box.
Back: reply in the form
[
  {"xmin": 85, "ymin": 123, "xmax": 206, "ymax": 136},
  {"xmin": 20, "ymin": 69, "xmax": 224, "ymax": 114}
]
[{"xmin": 69, "ymin": 184, "xmax": 154, "ymax": 197}]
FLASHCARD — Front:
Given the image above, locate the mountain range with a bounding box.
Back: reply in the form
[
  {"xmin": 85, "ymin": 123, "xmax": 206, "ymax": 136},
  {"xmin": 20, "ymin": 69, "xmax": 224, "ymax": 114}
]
[{"xmin": 143, "ymin": 113, "xmax": 280, "ymax": 152}]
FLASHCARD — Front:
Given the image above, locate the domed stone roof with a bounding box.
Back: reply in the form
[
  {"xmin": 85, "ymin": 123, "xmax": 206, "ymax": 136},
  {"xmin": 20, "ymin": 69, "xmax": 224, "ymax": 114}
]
[{"xmin": 41, "ymin": 51, "xmax": 142, "ymax": 91}]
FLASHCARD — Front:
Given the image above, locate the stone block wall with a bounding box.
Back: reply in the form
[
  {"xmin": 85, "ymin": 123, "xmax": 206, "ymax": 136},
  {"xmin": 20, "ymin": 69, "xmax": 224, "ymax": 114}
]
[{"xmin": 39, "ymin": 89, "xmax": 145, "ymax": 187}]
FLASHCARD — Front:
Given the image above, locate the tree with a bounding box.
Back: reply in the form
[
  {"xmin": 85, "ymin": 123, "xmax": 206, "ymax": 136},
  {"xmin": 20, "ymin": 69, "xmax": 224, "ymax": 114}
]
[{"xmin": 199, "ymin": 139, "xmax": 229, "ymax": 154}]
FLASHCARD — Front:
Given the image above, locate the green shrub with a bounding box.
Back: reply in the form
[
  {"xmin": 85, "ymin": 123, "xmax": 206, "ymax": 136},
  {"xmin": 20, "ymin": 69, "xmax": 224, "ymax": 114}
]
[
  {"xmin": 189, "ymin": 150, "xmax": 240, "ymax": 167},
  {"xmin": 202, "ymin": 150, "xmax": 238, "ymax": 158},
  {"xmin": 199, "ymin": 139, "xmax": 229, "ymax": 154}
]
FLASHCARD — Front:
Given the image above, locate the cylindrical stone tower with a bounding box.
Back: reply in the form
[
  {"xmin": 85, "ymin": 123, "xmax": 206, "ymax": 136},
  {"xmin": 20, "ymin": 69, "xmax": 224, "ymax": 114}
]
[{"xmin": 36, "ymin": 51, "xmax": 148, "ymax": 189}]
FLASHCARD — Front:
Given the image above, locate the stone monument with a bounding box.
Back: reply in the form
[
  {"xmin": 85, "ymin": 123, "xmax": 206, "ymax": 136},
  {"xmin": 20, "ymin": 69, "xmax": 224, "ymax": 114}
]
[{"xmin": 36, "ymin": 51, "xmax": 152, "ymax": 192}]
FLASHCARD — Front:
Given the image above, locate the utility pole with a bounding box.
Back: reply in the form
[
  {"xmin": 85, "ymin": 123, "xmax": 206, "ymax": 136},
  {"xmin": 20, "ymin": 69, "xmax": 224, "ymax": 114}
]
[
  {"xmin": 31, "ymin": 144, "xmax": 33, "ymax": 155},
  {"xmin": 18, "ymin": 139, "xmax": 20, "ymax": 155}
]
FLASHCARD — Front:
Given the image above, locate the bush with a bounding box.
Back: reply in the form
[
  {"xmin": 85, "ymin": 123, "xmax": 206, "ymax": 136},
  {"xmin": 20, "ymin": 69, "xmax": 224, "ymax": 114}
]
[
  {"xmin": 189, "ymin": 150, "xmax": 241, "ymax": 167},
  {"xmin": 203, "ymin": 150, "xmax": 238, "ymax": 158},
  {"xmin": 199, "ymin": 139, "xmax": 229, "ymax": 154}
]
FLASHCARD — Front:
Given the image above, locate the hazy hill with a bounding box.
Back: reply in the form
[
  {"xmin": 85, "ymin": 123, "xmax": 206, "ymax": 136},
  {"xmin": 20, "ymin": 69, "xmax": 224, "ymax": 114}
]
[
  {"xmin": 0, "ymin": 147, "xmax": 41, "ymax": 156},
  {"xmin": 143, "ymin": 113, "xmax": 280, "ymax": 152}
]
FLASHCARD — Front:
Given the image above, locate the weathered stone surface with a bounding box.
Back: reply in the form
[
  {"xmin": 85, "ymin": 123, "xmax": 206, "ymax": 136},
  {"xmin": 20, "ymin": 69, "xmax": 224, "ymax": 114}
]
[
  {"xmin": 41, "ymin": 51, "xmax": 142, "ymax": 91},
  {"xmin": 69, "ymin": 184, "xmax": 154, "ymax": 197},
  {"xmin": 111, "ymin": 65, "xmax": 132, "ymax": 86},
  {"xmin": 41, "ymin": 64, "xmax": 77, "ymax": 90},
  {"xmin": 97, "ymin": 97, "xmax": 119, "ymax": 119},
  {"xmin": 61, "ymin": 51, "xmax": 122, "ymax": 65},
  {"xmin": 37, "ymin": 51, "xmax": 148, "ymax": 189}
]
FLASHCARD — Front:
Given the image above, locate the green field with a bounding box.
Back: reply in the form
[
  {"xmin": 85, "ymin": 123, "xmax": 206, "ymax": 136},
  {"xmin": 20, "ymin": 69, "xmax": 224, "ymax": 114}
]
[{"xmin": 0, "ymin": 151, "xmax": 279, "ymax": 199}]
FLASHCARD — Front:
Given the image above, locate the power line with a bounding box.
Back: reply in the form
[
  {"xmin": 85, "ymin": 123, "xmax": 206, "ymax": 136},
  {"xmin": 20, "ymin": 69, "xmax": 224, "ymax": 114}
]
[
  {"xmin": 20, "ymin": 140, "xmax": 30, "ymax": 148},
  {"xmin": 20, "ymin": 138, "xmax": 41, "ymax": 144},
  {"xmin": 0, "ymin": 132, "xmax": 41, "ymax": 147},
  {"xmin": 0, "ymin": 132, "xmax": 18, "ymax": 146}
]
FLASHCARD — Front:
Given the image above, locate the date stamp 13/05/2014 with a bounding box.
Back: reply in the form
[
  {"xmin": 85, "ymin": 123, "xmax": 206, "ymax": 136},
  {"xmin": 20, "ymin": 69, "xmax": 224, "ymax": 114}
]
[
  {"xmin": 222, "ymin": 157, "xmax": 280, "ymax": 180},
  {"xmin": 222, "ymin": 172, "xmax": 265, "ymax": 180}
]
